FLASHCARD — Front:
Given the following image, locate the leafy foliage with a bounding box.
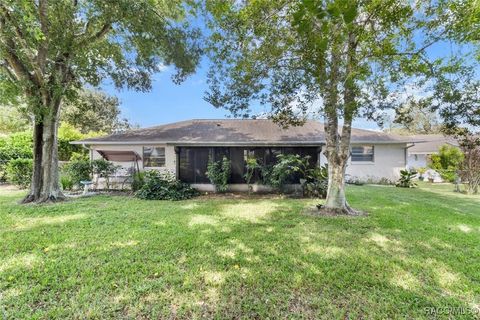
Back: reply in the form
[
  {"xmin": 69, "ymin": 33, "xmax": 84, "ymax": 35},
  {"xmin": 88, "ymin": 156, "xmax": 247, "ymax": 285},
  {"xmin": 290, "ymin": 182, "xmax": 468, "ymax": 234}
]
[
  {"xmin": 0, "ymin": 0, "xmax": 201, "ymax": 201},
  {"xmin": 244, "ymin": 156, "xmax": 261, "ymax": 194},
  {"xmin": 62, "ymin": 159, "xmax": 92, "ymax": 189},
  {"xmin": 0, "ymin": 131, "xmax": 33, "ymax": 160},
  {"xmin": 396, "ymin": 169, "xmax": 418, "ymax": 188},
  {"xmin": 92, "ymin": 159, "xmax": 120, "ymax": 190},
  {"xmin": 430, "ymin": 144, "xmax": 464, "ymax": 182},
  {"xmin": 303, "ymin": 165, "xmax": 329, "ymax": 198},
  {"xmin": 263, "ymin": 154, "xmax": 328, "ymax": 198},
  {"xmin": 206, "ymin": 156, "xmax": 231, "ymax": 193},
  {"xmin": 0, "ymin": 131, "xmax": 32, "ymax": 181},
  {"xmin": 136, "ymin": 170, "xmax": 199, "ymax": 201},
  {"xmin": 131, "ymin": 172, "xmax": 146, "ymax": 192},
  {"xmin": 5, "ymin": 158, "xmax": 33, "ymax": 189},
  {"xmin": 267, "ymin": 154, "xmax": 309, "ymax": 190},
  {"xmin": 389, "ymin": 99, "xmax": 441, "ymax": 135},
  {"xmin": 0, "ymin": 104, "xmax": 30, "ymax": 134},
  {"xmin": 60, "ymin": 175, "xmax": 74, "ymax": 191},
  {"xmin": 62, "ymin": 89, "xmax": 133, "ymax": 134},
  {"xmin": 204, "ymin": 0, "xmax": 450, "ymax": 211}
]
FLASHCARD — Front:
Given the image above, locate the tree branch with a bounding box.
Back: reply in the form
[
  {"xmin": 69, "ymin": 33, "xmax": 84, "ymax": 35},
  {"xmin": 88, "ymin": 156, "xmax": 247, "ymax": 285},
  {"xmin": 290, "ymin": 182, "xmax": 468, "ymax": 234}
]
[
  {"xmin": 37, "ymin": 0, "xmax": 49, "ymax": 73},
  {"xmin": 0, "ymin": 3, "xmax": 45, "ymax": 88}
]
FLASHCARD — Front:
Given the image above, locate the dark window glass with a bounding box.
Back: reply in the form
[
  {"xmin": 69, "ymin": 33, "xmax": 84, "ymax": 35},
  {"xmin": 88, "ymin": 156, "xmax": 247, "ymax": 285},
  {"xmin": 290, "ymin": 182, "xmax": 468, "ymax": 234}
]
[
  {"xmin": 351, "ymin": 146, "xmax": 374, "ymax": 162},
  {"xmin": 143, "ymin": 146, "xmax": 165, "ymax": 167}
]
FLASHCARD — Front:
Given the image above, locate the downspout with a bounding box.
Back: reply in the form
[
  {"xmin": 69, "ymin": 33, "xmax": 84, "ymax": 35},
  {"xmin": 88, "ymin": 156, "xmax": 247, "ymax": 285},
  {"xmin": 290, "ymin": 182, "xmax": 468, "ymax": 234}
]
[{"xmin": 404, "ymin": 143, "xmax": 415, "ymax": 168}]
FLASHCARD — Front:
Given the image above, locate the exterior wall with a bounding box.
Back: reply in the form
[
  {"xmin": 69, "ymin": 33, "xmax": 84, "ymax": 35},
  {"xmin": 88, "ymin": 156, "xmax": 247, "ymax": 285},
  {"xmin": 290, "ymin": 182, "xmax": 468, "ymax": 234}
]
[
  {"xmin": 192, "ymin": 183, "xmax": 302, "ymax": 193},
  {"xmin": 89, "ymin": 144, "xmax": 177, "ymax": 189},
  {"xmin": 320, "ymin": 143, "xmax": 407, "ymax": 182},
  {"xmin": 90, "ymin": 144, "xmax": 177, "ymax": 173},
  {"xmin": 407, "ymin": 153, "xmax": 429, "ymax": 169},
  {"xmin": 87, "ymin": 142, "xmax": 406, "ymax": 189}
]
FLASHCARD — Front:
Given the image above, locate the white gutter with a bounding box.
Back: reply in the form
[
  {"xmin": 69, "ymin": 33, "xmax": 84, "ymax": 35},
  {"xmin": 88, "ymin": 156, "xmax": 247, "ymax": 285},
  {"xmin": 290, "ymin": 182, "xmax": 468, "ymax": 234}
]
[{"xmin": 71, "ymin": 140, "xmax": 412, "ymax": 146}]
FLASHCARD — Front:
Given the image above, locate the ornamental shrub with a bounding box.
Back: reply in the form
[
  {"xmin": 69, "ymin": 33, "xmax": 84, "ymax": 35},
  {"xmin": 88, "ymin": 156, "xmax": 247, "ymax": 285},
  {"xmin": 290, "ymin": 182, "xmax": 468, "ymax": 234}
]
[
  {"xmin": 62, "ymin": 159, "xmax": 92, "ymax": 188},
  {"xmin": 136, "ymin": 170, "xmax": 199, "ymax": 200},
  {"xmin": 206, "ymin": 156, "xmax": 231, "ymax": 193},
  {"xmin": 396, "ymin": 169, "xmax": 418, "ymax": 188},
  {"xmin": 429, "ymin": 144, "xmax": 464, "ymax": 182},
  {"xmin": 5, "ymin": 158, "xmax": 33, "ymax": 189},
  {"xmin": 91, "ymin": 159, "xmax": 119, "ymax": 189}
]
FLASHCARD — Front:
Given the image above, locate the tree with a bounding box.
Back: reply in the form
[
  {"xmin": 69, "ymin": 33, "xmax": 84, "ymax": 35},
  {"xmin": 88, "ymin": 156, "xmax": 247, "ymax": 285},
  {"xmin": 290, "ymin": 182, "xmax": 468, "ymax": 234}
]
[
  {"xmin": 0, "ymin": 104, "xmax": 30, "ymax": 134},
  {"xmin": 0, "ymin": 0, "xmax": 201, "ymax": 202},
  {"xmin": 386, "ymin": 98, "xmax": 441, "ymax": 135},
  {"xmin": 430, "ymin": 144, "xmax": 464, "ymax": 182},
  {"xmin": 205, "ymin": 0, "xmax": 445, "ymax": 214},
  {"xmin": 62, "ymin": 89, "xmax": 132, "ymax": 134},
  {"xmin": 459, "ymin": 137, "xmax": 480, "ymax": 194}
]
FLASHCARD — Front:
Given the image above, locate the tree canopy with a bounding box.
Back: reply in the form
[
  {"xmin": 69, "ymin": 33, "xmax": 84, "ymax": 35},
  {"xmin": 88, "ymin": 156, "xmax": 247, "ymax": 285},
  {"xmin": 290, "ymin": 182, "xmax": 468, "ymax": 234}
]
[
  {"xmin": 0, "ymin": 0, "xmax": 202, "ymax": 202},
  {"xmin": 62, "ymin": 89, "xmax": 133, "ymax": 134},
  {"xmin": 204, "ymin": 0, "xmax": 449, "ymax": 213}
]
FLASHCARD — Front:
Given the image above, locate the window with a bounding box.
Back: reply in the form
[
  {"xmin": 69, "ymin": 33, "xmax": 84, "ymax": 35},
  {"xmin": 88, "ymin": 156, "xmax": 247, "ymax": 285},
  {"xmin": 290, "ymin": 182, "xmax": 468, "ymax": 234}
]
[
  {"xmin": 143, "ymin": 146, "xmax": 165, "ymax": 167},
  {"xmin": 351, "ymin": 145, "xmax": 374, "ymax": 162}
]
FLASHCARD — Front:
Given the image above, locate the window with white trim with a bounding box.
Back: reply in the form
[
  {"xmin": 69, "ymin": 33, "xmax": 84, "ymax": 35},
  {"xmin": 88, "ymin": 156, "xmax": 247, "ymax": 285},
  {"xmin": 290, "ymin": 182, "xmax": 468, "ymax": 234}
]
[
  {"xmin": 351, "ymin": 145, "xmax": 374, "ymax": 162},
  {"xmin": 143, "ymin": 146, "xmax": 165, "ymax": 167}
]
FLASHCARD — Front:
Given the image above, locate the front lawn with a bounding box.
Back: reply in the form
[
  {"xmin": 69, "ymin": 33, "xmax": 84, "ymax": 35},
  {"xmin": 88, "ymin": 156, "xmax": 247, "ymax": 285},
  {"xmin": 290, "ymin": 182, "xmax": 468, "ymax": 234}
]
[{"xmin": 1, "ymin": 184, "xmax": 479, "ymax": 319}]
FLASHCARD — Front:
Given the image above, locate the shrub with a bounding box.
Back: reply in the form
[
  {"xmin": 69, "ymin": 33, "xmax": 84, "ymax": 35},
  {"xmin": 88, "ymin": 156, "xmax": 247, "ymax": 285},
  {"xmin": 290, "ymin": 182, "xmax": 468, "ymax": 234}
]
[
  {"xmin": 0, "ymin": 131, "xmax": 33, "ymax": 160},
  {"xmin": 136, "ymin": 170, "xmax": 199, "ymax": 200},
  {"xmin": 131, "ymin": 171, "xmax": 145, "ymax": 192},
  {"xmin": 206, "ymin": 156, "xmax": 231, "ymax": 193},
  {"xmin": 267, "ymin": 154, "xmax": 308, "ymax": 190},
  {"xmin": 60, "ymin": 175, "xmax": 74, "ymax": 191},
  {"xmin": 62, "ymin": 159, "xmax": 92, "ymax": 188},
  {"xmin": 0, "ymin": 132, "xmax": 33, "ymax": 181},
  {"xmin": 396, "ymin": 169, "xmax": 418, "ymax": 188},
  {"xmin": 92, "ymin": 159, "xmax": 119, "ymax": 189},
  {"xmin": 244, "ymin": 156, "xmax": 260, "ymax": 194},
  {"xmin": 430, "ymin": 144, "xmax": 464, "ymax": 182},
  {"xmin": 6, "ymin": 158, "xmax": 33, "ymax": 189},
  {"xmin": 57, "ymin": 123, "xmax": 86, "ymax": 161},
  {"xmin": 303, "ymin": 165, "xmax": 328, "ymax": 198}
]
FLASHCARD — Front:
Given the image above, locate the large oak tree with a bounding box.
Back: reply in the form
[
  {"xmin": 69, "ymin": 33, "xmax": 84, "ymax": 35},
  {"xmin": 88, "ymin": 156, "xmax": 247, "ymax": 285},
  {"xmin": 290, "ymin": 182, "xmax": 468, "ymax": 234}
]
[
  {"xmin": 204, "ymin": 0, "xmax": 445, "ymax": 214},
  {"xmin": 0, "ymin": 0, "xmax": 201, "ymax": 202}
]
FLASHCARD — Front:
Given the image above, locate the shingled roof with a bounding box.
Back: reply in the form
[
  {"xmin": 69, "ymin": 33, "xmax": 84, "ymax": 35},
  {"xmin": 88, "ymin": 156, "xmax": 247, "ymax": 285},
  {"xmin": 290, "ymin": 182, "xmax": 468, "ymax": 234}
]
[
  {"xmin": 408, "ymin": 134, "xmax": 459, "ymax": 154},
  {"xmin": 72, "ymin": 119, "xmax": 412, "ymax": 146}
]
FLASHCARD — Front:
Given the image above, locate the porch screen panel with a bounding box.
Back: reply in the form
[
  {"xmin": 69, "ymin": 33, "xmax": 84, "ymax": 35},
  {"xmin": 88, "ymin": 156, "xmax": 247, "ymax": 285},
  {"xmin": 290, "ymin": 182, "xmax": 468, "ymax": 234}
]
[
  {"xmin": 230, "ymin": 148, "xmax": 245, "ymax": 183},
  {"xmin": 179, "ymin": 147, "xmax": 211, "ymax": 183},
  {"xmin": 179, "ymin": 148, "xmax": 194, "ymax": 182},
  {"xmin": 194, "ymin": 148, "xmax": 210, "ymax": 183}
]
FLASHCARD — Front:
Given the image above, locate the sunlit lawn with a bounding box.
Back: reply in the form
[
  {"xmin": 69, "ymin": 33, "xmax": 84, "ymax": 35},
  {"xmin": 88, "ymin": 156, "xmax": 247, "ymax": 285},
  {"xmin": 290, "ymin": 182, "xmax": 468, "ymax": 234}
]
[{"xmin": 1, "ymin": 183, "xmax": 479, "ymax": 319}]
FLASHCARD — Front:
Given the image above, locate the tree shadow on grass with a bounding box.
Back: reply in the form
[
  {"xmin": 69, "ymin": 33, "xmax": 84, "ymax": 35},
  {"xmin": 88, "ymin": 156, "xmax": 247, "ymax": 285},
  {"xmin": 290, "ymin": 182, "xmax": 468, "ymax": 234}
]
[{"xmin": 1, "ymin": 191, "xmax": 479, "ymax": 318}]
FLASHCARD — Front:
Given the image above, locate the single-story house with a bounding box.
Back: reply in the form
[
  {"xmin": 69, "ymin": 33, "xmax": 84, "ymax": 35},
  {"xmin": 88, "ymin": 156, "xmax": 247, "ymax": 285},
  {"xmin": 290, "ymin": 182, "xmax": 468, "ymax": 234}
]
[
  {"xmin": 72, "ymin": 119, "xmax": 413, "ymax": 190},
  {"xmin": 406, "ymin": 134, "xmax": 459, "ymax": 169}
]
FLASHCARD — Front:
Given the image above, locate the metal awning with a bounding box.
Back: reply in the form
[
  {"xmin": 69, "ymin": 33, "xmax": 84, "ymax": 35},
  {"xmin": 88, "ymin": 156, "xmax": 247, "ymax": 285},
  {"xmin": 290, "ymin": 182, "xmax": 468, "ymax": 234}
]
[{"xmin": 97, "ymin": 150, "xmax": 141, "ymax": 162}]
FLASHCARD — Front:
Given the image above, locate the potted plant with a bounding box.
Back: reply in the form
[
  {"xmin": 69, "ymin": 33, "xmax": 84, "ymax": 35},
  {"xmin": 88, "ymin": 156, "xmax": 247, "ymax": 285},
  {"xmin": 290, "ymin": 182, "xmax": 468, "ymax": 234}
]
[{"xmin": 417, "ymin": 167, "xmax": 427, "ymax": 181}]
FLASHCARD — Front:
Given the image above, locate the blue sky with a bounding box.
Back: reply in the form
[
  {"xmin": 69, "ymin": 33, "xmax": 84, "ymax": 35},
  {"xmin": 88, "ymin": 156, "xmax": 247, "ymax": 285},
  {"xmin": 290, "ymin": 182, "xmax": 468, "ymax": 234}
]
[
  {"xmin": 100, "ymin": 37, "xmax": 476, "ymax": 132},
  {"xmin": 100, "ymin": 61, "xmax": 382, "ymax": 131}
]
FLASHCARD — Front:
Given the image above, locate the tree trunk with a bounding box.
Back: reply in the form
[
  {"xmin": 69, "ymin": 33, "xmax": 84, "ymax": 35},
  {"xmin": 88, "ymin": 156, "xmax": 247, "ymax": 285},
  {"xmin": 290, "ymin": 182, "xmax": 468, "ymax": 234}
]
[
  {"xmin": 22, "ymin": 100, "xmax": 64, "ymax": 203},
  {"xmin": 321, "ymin": 30, "xmax": 360, "ymax": 215},
  {"xmin": 325, "ymin": 157, "xmax": 348, "ymax": 209},
  {"xmin": 323, "ymin": 137, "xmax": 359, "ymax": 215}
]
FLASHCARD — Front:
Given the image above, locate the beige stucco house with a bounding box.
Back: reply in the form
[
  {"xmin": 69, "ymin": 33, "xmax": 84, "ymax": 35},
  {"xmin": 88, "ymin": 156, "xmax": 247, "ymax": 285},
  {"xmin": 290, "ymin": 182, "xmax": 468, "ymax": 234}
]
[{"xmin": 73, "ymin": 119, "xmax": 413, "ymax": 190}]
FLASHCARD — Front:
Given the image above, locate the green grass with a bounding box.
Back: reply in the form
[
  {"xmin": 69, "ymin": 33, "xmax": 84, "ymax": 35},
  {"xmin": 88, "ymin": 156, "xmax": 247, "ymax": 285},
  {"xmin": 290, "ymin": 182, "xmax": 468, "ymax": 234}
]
[{"xmin": 1, "ymin": 184, "xmax": 479, "ymax": 319}]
